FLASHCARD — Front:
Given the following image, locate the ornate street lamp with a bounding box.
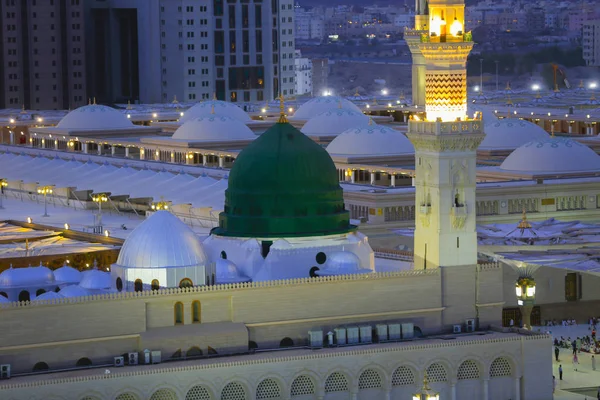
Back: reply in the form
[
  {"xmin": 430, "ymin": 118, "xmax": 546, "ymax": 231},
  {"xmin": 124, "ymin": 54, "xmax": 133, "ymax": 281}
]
[
  {"xmin": 0, "ymin": 178, "xmax": 7, "ymax": 209},
  {"xmin": 515, "ymin": 275, "xmax": 536, "ymax": 329},
  {"xmin": 413, "ymin": 373, "xmax": 439, "ymax": 400},
  {"xmin": 150, "ymin": 199, "xmax": 170, "ymax": 211},
  {"xmin": 37, "ymin": 185, "xmax": 54, "ymax": 217}
]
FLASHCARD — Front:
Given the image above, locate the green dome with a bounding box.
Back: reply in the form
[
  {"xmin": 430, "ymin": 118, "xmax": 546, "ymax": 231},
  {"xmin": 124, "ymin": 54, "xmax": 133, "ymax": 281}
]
[{"xmin": 215, "ymin": 121, "xmax": 352, "ymax": 237}]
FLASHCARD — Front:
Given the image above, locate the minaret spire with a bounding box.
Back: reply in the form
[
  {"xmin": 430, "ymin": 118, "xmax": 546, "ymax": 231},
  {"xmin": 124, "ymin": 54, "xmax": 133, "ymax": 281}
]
[{"xmin": 277, "ymin": 94, "xmax": 288, "ymax": 123}]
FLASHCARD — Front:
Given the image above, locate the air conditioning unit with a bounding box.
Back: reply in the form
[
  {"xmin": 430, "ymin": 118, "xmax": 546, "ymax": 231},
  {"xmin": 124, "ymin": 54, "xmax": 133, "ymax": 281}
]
[
  {"xmin": 128, "ymin": 352, "xmax": 139, "ymax": 365},
  {"xmin": 359, "ymin": 325, "xmax": 372, "ymax": 344},
  {"xmin": 0, "ymin": 364, "xmax": 10, "ymax": 379},
  {"xmin": 334, "ymin": 327, "xmax": 347, "ymax": 345},
  {"xmin": 388, "ymin": 324, "xmax": 401, "ymax": 341},
  {"xmin": 114, "ymin": 356, "xmax": 124, "ymax": 367},
  {"xmin": 401, "ymin": 322, "xmax": 414, "ymax": 339},
  {"xmin": 466, "ymin": 319, "xmax": 476, "ymax": 332},
  {"xmin": 308, "ymin": 330, "xmax": 323, "ymax": 348},
  {"xmin": 376, "ymin": 324, "xmax": 388, "ymax": 342},
  {"xmin": 347, "ymin": 326, "xmax": 359, "ymax": 345},
  {"xmin": 151, "ymin": 350, "xmax": 162, "ymax": 364},
  {"xmin": 453, "ymin": 324, "xmax": 462, "ymax": 334}
]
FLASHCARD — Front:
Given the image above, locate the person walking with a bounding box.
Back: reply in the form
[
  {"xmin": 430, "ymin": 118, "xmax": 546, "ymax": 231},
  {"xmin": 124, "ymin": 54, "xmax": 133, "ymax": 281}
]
[
  {"xmin": 555, "ymin": 346, "xmax": 560, "ymax": 361},
  {"xmin": 573, "ymin": 352, "xmax": 579, "ymax": 371},
  {"xmin": 559, "ymin": 364, "xmax": 563, "ymax": 380},
  {"xmin": 593, "ymin": 355, "xmax": 597, "ymax": 371}
]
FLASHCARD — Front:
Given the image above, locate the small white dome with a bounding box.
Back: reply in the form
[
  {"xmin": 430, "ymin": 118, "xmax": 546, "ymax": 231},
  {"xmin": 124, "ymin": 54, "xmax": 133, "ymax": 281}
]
[
  {"xmin": 116, "ymin": 211, "xmax": 208, "ymax": 269},
  {"xmin": 53, "ymin": 265, "xmax": 82, "ymax": 284},
  {"xmin": 34, "ymin": 291, "xmax": 64, "ymax": 301},
  {"xmin": 181, "ymin": 101, "xmax": 251, "ymax": 123},
  {"xmin": 216, "ymin": 259, "xmax": 250, "ymax": 284},
  {"xmin": 271, "ymin": 239, "xmax": 293, "ymax": 250},
  {"xmin": 0, "ymin": 295, "xmax": 10, "ymax": 303},
  {"xmin": 0, "ymin": 265, "xmax": 55, "ymax": 288},
  {"xmin": 500, "ymin": 137, "xmax": 600, "ymax": 173},
  {"xmin": 172, "ymin": 115, "xmax": 255, "ymax": 142},
  {"xmin": 79, "ymin": 269, "xmax": 112, "ymax": 290},
  {"xmin": 56, "ymin": 105, "xmax": 133, "ymax": 130},
  {"xmin": 294, "ymin": 96, "xmax": 362, "ymax": 120},
  {"xmin": 481, "ymin": 119, "xmax": 549, "ymax": 151},
  {"xmin": 326, "ymin": 123, "xmax": 414, "ymax": 156},
  {"xmin": 59, "ymin": 285, "xmax": 90, "ymax": 298},
  {"xmin": 316, "ymin": 251, "xmax": 370, "ymax": 276},
  {"xmin": 301, "ymin": 108, "xmax": 370, "ymax": 137}
]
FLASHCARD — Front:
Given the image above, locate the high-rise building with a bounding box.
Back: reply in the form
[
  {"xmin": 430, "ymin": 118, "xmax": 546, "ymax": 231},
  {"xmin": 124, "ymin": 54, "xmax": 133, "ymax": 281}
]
[
  {"xmin": 0, "ymin": 0, "xmax": 87, "ymax": 110},
  {"xmin": 583, "ymin": 20, "xmax": 600, "ymax": 66},
  {"xmin": 85, "ymin": 0, "xmax": 292, "ymax": 104},
  {"xmin": 294, "ymin": 50, "xmax": 312, "ymax": 96}
]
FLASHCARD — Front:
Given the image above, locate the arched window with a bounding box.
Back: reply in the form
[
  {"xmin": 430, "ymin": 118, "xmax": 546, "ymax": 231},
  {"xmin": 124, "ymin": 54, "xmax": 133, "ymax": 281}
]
[
  {"xmin": 192, "ymin": 300, "xmax": 201, "ymax": 323},
  {"xmin": 32, "ymin": 362, "xmax": 49, "ymax": 372},
  {"xmin": 134, "ymin": 279, "xmax": 143, "ymax": 292},
  {"xmin": 207, "ymin": 346, "xmax": 218, "ymax": 355},
  {"xmin": 151, "ymin": 279, "xmax": 160, "ymax": 291},
  {"xmin": 179, "ymin": 278, "xmax": 193, "ymax": 288},
  {"xmin": 116, "ymin": 277, "xmax": 123, "ymax": 292},
  {"xmin": 280, "ymin": 337, "xmax": 294, "ymax": 348},
  {"xmin": 186, "ymin": 346, "xmax": 203, "ymax": 357},
  {"xmin": 18, "ymin": 290, "xmax": 30, "ymax": 302},
  {"xmin": 76, "ymin": 357, "xmax": 92, "ymax": 367},
  {"xmin": 174, "ymin": 302, "xmax": 184, "ymax": 325},
  {"xmin": 36, "ymin": 289, "xmax": 46, "ymax": 296}
]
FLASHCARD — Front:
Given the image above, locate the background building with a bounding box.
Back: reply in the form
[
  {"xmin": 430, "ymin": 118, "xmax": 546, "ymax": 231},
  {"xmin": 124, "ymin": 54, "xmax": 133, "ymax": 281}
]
[
  {"xmin": 0, "ymin": 0, "xmax": 87, "ymax": 110},
  {"xmin": 294, "ymin": 50, "xmax": 312, "ymax": 96},
  {"xmin": 583, "ymin": 20, "xmax": 600, "ymax": 66}
]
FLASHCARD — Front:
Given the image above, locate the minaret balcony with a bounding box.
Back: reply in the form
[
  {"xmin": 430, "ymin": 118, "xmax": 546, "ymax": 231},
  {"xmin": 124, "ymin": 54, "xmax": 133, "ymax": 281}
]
[{"xmin": 451, "ymin": 205, "xmax": 468, "ymax": 229}]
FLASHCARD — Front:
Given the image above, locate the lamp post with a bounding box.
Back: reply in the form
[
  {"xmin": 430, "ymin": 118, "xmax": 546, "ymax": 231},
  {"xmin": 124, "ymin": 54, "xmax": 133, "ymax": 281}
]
[
  {"xmin": 37, "ymin": 185, "xmax": 54, "ymax": 217},
  {"xmin": 515, "ymin": 276, "xmax": 536, "ymax": 329},
  {"xmin": 413, "ymin": 373, "xmax": 439, "ymax": 400},
  {"xmin": 92, "ymin": 193, "xmax": 109, "ymax": 234},
  {"xmin": 0, "ymin": 179, "xmax": 7, "ymax": 209},
  {"xmin": 150, "ymin": 199, "xmax": 170, "ymax": 211}
]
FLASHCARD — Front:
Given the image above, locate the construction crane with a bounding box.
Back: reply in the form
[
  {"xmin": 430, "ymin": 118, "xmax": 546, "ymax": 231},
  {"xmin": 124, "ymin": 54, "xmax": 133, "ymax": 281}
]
[{"xmin": 551, "ymin": 63, "xmax": 571, "ymax": 91}]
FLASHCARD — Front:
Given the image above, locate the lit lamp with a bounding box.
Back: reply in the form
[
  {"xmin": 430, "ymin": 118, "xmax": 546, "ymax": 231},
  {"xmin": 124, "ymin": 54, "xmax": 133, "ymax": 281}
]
[
  {"xmin": 515, "ymin": 275, "xmax": 536, "ymax": 329},
  {"xmin": 92, "ymin": 193, "xmax": 109, "ymax": 233},
  {"xmin": 37, "ymin": 185, "xmax": 54, "ymax": 217},
  {"xmin": 413, "ymin": 373, "xmax": 439, "ymax": 400},
  {"xmin": 151, "ymin": 200, "xmax": 170, "ymax": 211},
  {"xmin": 450, "ymin": 17, "xmax": 463, "ymax": 36}
]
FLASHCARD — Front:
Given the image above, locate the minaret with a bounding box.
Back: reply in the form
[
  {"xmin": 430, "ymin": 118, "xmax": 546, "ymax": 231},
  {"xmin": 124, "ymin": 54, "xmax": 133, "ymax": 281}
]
[
  {"xmin": 407, "ymin": 0, "xmax": 484, "ymax": 270},
  {"xmin": 405, "ymin": 0, "xmax": 429, "ymax": 108}
]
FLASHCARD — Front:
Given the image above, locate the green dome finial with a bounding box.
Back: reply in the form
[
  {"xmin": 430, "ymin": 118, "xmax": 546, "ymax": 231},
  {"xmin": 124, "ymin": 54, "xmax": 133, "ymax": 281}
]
[{"xmin": 278, "ymin": 93, "xmax": 288, "ymax": 123}]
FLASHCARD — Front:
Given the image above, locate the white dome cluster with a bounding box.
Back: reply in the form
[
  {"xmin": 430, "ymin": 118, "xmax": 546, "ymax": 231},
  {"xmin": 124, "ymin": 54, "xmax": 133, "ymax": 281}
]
[
  {"xmin": 180, "ymin": 100, "xmax": 251, "ymax": 123},
  {"xmin": 326, "ymin": 123, "xmax": 414, "ymax": 156},
  {"xmin": 172, "ymin": 114, "xmax": 255, "ymax": 142},
  {"xmin": 293, "ymin": 96, "xmax": 362, "ymax": 120},
  {"xmin": 301, "ymin": 108, "xmax": 370, "ymax": 137},
  {"xmin": 56, "ymin": 105, "xmax": 134, "ymax": 130},
  {"xmin": 481, "ymin": 119, "xmax": 549, "ymax": 151}
]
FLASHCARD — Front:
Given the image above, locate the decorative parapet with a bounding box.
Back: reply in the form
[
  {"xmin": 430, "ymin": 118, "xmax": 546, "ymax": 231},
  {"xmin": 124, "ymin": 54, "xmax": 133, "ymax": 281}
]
[
  {"xmin": 0, "ymin": 269, "xmax": 440, "ymax": 311},
  {"xmin": 408, "ymin": 119, "xmax": 483, "ymax": 136},
  {"xmin": 0, "ymin": 330, "xmax": 549, "ymax": 391},
  {"xmin": 478, "ymin": 263, "xmax": 503, "ymax": 272}
]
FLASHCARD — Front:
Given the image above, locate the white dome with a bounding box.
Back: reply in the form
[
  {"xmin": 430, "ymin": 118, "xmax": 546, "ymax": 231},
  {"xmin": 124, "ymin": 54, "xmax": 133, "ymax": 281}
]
[
  {"xmin": 59, "ymin": 285, "xmax": 90, "ymax": 298},
  {"xmin": 0, "ymin": 265, "xmax": 55, "ymax": 288},
  {"xmin": 172, "ymin": 114, "xmax": 255, "ymax": 142},
  {"xmin": 116, "ymin": 211, "xmax": 208, "ymax": 269},
  {"xmin": 53, "ymin": 265, "xmax": 82, "ymax": 284},
  {"xmin": 294, "ymin": 96, "xmax": 362, "ymax": 120},
  {"xmin": 0, "ymin": 295, "xmax": 9, "ymax": 303},
  {"xmin": 500, "ymin": 138, "xmax": 600, "ymax": 173},
  {"xmin": 181, "ymin": 101, "xmax": 251, "ymax": 123},
  {"xmin": 481, "ymin": 119, "xmax": 549, "ymax": 150},
  {"xmin": 316, "ymin": 251, "xmax": 370, "ymax": 276},
  {"xmin": 326, "ymin": 123, "xmax": 414, "ymax": 156},
  {"xmin": 216, "ymin": 259, "xmax": 250, "ymax": 284},
  {"xmin": 56, "ymin": 105, "xmax": 134, "ymax": 130},
  {"xmin": 79, "ymin": 269, "xmax": 112, "ymax": 290},
  {"xmin": 301, "ymin": 108, "xmax": 369, "ymax": 137},
  {"xmin": 34, "ymin": 291, "xmax": 64, "ymax": 301}
]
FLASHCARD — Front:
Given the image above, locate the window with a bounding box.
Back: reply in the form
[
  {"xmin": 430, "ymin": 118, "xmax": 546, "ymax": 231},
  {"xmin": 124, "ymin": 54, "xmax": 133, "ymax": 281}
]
[
  {"xmin": 134, "ymin": 279, "xmax": 143, "ymax": 292},
  {"xmin": 179, "ymin": 278, "xmax": 193, "ymax": 288},
  {"xmin": 174, "ymin": 302, "xmax": 184, "ymax": 325},
  {"xmin": 116, "ymin": 278, "xmax": 123, "ymax": 292},
  {"xmin": 192, "ymin": 301, "xmax": 201, "ymax": 323},
  {"xmin": 151, "ymin": 279, "xmax": 160, "ymax": 291}
]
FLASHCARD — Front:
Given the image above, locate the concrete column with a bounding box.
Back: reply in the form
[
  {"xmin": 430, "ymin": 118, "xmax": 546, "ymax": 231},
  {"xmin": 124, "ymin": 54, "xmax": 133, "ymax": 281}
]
[
  {"xmin": 218, "ymin": 156, "xmax": 224, "ymax": 168},
  {"xmin": 186, "ymin": 154, "xmax": 193, "ymax": 165},
  {"xmin": 154, "ymin": 149, "xmax": 160, "ymax": 161},
  {"xmin": 111, "ymin": 146, "xmax": 116, "ymax": 156},
  {"xmin": 390, "ymin": 174, "xmax": 396, "ymax": 187},
  {"xmin": 520, "ymin": 305, "xmax": 533, "ymax": 329},
  {"xmin": 170, "ymin": 152, "xmax": 175, "ymax": 163},
  {"xmin": 202, "ymin": 154, "xmax": 208, "ymax": 166},
  {"xmin": 451, "ymin": 383, "xmax": 457, "ymax": 400},
  {"xmin": 97, "ymin": 144, "xmax": 102, "ymax": 155},
  {"xmin": 514, "ymin": 377, "xmax": 521, "ymax": 400},
  {"xmin": 82, "ymin": 143, "xmax": 88, "ymax": 154},
  {"xmin": 54, "ymin": 140, "xmax": 58, "ymax": 150},
  {"xmin": 483, "ymin": 379, "xmax": 489, "ymax": 400},
  {"xmin": 125, "ymin": 147, "xmax": 130, "ymax": 158},
  {"xmin": 41, "ymin": 138, "xmax": 45, "ymax": 148},
  {"xmin": 9, "ymin": 131, "xmax": 14, "ymax": 145},
  {"xmin": 370, "ymin": 172, "xmax": 376, "ymax": 185},
  {"xmin": 568, "ymin": 124, "xmax": 573, "ymax": 134},
  {"xmin": 139, "ymin": 148, "xmax": 145, "ymax": 160}
]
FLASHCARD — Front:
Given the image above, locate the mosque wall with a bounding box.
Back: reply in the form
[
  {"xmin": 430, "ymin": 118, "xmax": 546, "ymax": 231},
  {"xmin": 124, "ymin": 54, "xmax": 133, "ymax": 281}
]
[{"xmin": 0, "ymin": 333, "xmax": 552, "ymax": 400}]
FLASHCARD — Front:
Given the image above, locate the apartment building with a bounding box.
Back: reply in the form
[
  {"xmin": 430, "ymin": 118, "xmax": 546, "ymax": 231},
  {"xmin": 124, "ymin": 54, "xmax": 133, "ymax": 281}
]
[
  {"xmin": 294, "ymin": 50, "xmax": 312, "ymax": 96},
  {"xmin": 278, "ymin": 0, "xmax": 295, "ymax": 97},
  {"xmin": 583, "ymin": 20, "xmax": 600, "ymax": 66},
  {"xmin": 0, "ymin": 0, "xmax": 87, "ymax": 110}
]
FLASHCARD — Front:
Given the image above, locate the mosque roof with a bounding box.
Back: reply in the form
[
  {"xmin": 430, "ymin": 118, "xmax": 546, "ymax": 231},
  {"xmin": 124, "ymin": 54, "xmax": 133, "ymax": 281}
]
[
  {"xmin": 34, "ymin": 291, "xmax": 65, "ymax": 301},
  {"xmin": 58, "ymin": 285, "xmax": 90, "ymax": 298},
  {"xmin": 293, "ymin": 96, "xmax": 362, "ymax": 120},
  {"xmin": 172, "ymin": 114, "xmax": 256, "ymax": 142},
  {"xmin": 215, "ymin": 117, "xmax": 353, "ymax": 238},
  {"xmin": 480, "ymin": 119, "xmax": 549, "ymax": 151},
  {"xmin": 315, "ymin": 251, "xmax": 371, "ymax": 276},
  {"xmin": 500, "ymin": 137, "xmax": 600, "ymax": 173},
  {"xmin": 215, "ymin": 259, "xmax": 251, "ymax": 284},
  {"xmin": 116, "ymin": 211, "xmax": 208, "ymax": 268},
  {"xmin": 326, "ymin": 122, "xmax": 414, "ymax": 156},
  {"xmin": 300, "ymin": 108, "xmax": 370, "ymax": 137},
  {"xmin": 53, "ymin": 264, "xmax": 82, "ymax": 284},
  {"xmin": 56, "ymin": 105, "xmax": 134, "ymax": 130},
  {"xmin": 180, "ymin": 100, "xmax": 251, "ymax": 123},
  {"xmin": 0, "ymin": 265, "xmax": 55, "ymax": 288},
  {"xmin": 79, "ymin": 269, "xmax": 112, "ymax": 290}
]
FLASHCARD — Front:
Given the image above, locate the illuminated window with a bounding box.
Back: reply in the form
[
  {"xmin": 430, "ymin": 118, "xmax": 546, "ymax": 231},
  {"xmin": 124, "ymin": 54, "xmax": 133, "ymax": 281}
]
[{"xmin": 174, "ymin": 302, "xmax": 184, "ymax": 325}]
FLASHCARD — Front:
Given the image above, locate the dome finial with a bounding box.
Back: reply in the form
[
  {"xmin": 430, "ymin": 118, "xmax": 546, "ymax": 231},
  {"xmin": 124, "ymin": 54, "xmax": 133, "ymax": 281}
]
[
  {"xmin": 277, "ymin": 93, "xmax": 288, "ymax": 123},
  {"xmin": 368, "ymin": 116, "xmax": 374, "ymax": 126},
  {"xmin": 126, "ymin": 100, "xmax": 132, "ymax": 110},
  {"xmin": 212, "ymin": 92, "xmax": 217, "ymax": 101},
  {"xmin": 88, "ymin": 98, "xmax": 91, "ymax": 105},
  {"xmin": 93, "ymin": 97, "xmax": 97, "ymax": 105}
]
